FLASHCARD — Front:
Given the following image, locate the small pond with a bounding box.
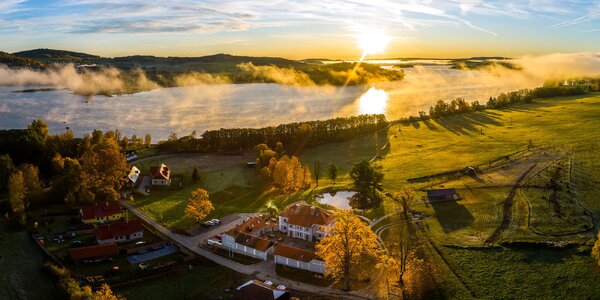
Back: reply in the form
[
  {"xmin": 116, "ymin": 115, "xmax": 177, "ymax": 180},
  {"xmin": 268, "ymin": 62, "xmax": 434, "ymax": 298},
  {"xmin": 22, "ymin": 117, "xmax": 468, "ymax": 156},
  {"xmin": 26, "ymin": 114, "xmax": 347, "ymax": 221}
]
[{"xmin": 316, "ymin": 190, "xmax": 359, "ymax": 209}]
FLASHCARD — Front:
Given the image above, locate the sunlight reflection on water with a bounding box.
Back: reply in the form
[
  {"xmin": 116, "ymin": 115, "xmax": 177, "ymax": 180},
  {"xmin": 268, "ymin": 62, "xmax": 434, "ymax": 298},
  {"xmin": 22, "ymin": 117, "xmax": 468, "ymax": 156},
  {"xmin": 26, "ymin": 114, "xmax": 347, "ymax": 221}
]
[{"xmin": 358, "ymin": 87, "xmax": 388, "ymax": 114}]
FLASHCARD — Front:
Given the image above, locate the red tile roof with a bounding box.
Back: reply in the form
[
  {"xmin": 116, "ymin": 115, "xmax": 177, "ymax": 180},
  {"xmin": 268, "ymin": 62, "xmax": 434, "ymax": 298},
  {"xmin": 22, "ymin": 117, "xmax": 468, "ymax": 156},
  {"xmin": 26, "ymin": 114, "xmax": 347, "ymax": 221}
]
[
  {"xmin": 69, "ymin": 243, "xmax": 119, "ymax": 261},
  {"xmin": 281, "ymin": 203, "xmax": 333, "ymax": 228},
  {"xmin": 80, "ymin": 202, "xmax": 123, "ymax": 220},
  {"xmin": 150, "ymin": 163, "xmax": 170, "ymax": 181},
  {"xmin": 274, "ymin": 244, "xmax": 318, "ymax": 262},
  {"xmin": 95, "ymin": 220, "xmax": 143, "ymax": 241},
  {"xmin": 227, "ymin": 215, "xmax": 277, "ymax": 236},
  {"xmin": 229, "ymin": 231, "xmax": 273, "ymax": 252}
]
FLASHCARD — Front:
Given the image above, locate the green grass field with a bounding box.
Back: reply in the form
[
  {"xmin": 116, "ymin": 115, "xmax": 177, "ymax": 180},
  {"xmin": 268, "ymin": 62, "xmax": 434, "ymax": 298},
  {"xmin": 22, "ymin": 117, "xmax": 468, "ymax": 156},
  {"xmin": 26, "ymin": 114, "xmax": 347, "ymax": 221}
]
[
  {"xmin": 117, "ymin": 260, "xmax": 248, "ymax": 300},
  {"xmin": 125, "ymin": 93, "xmax": 600, "ymax": 298},
  {"xmin": 374, "ymin": 93, "xmax": 600, "ymax": 298},
  {"xmin": 0, "ymin": 220, "xmax": 60, "ymax": 299}
]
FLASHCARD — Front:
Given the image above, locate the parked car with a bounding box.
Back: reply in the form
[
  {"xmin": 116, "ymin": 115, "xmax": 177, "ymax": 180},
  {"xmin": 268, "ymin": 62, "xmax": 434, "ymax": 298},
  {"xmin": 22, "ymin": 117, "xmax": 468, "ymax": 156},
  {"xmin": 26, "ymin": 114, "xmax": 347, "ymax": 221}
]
[
  {"xmin": 203, "ymin": 220, "xmax": 215, "ymax": 227},
  {"xmin": 105, "ymin": 266, "xmax": 121, "ymax": 277},
  {"xmin": 135, "ymin": 241, "xmax": 146, "ymax": 246},
  {"xmin": 211, "ymin": 219, "xmax": 221, "ymax": 225}
]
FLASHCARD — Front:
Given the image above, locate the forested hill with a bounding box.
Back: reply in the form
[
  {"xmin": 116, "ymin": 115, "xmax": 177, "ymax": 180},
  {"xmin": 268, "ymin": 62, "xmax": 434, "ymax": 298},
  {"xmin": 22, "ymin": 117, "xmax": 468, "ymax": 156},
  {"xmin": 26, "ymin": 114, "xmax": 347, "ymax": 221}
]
[
  {"xmin": 3, "ymin": 48, "xmax": 404, "ymax": 88},
  {"xmin": 12, "ymin": 49, "xmax": 305, "ymax": 71}
]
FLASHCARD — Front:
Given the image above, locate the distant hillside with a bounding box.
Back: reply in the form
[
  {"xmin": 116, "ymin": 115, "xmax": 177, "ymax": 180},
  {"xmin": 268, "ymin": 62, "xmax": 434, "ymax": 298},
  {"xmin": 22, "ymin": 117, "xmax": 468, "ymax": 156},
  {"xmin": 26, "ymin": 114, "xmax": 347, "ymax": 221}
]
[
  {"xmin": 12, "ymin": 49, "xmax": 305, "ymax": 72},
  {"xmin": 3, "ymin": 48, "xmax": 405, "ymax": 94},
  {"xmin": 13, "ymin": 48, "xmax": 102, "ymax": 64},
  {"xmin": 0, "ymin": 51, "xmax": 46, "ymax": 69}
]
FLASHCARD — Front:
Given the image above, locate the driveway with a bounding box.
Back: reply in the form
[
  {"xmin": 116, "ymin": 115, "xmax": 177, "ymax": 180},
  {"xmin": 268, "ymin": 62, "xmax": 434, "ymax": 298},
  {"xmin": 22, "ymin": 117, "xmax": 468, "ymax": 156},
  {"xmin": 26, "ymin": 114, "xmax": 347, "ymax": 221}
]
[{"xmin": 120, "ymin": 199, "xmax": 372, "ymax": 299}]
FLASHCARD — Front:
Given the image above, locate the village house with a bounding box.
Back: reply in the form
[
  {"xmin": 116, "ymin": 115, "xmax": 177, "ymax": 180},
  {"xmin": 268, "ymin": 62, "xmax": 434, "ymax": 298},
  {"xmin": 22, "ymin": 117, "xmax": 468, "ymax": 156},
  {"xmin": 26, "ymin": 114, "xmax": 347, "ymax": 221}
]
[
  {"xmin": 80, "ymin": 202, "xmax": 126, "ymax": 224},
  {"xmin": 426, "ymin": 188, "xmax": 461, "ymax": 202},
  {"xmin": 221, "ymin": 216, "xmax": 276, "ymax": 260},
  {"xmin": 278, "ymin": 202, "xmax": 334, "ymax": 242},
  {"xmin": 235, "ymin": 280, "xmax": 289, "ymax": 300},
  {"xmin": 274, "ymin": 243, "xmax": 325, "ymax": 274},
  {"xmin": 127, "ymin": 166, "xmax": 141, "ymax": 186},
  {"xmin": 150, "ymin": 163, "xmax": 171, "ymax": 186},
  {"xmin": 95, "ymin": 220, "xmax": 144, "ymax": 244},
  {"xmin": 68, "ymin": 243, "xmax": 119, "ymax": 263}
]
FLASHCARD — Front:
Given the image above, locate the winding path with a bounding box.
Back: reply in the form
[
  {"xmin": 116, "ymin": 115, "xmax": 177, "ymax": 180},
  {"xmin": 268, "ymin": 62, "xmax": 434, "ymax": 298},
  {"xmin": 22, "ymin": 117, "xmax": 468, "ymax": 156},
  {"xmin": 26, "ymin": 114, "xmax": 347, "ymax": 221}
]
[{"xmin": 120, "ymin": 200, "xmax": 372, "ymax": 300}]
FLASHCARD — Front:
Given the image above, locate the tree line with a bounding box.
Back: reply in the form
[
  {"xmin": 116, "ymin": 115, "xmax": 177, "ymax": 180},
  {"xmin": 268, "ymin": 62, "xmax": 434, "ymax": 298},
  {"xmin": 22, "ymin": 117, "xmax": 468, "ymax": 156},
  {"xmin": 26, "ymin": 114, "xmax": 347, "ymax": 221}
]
[
  {"xmin": 389, "ymin": 79, "xmax": 600, "ymax": 122},
  {"xmin": 157, "ymin": 114, "xmax": 387, "ymax": 153}
]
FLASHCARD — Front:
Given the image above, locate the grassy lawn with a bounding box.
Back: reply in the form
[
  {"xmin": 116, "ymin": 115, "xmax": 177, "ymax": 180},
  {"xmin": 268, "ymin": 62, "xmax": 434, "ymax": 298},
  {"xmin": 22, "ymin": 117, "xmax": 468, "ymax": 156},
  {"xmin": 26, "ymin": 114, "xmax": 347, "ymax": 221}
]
[
  {"xmin": 0, "ymin": 220, "xmax": 60, "ymax": 299},
  {"xmin": 372, "ymin": 93, "xmax": 600, "ymax": 298},
  {"xmin": 117, "ymin": 259, "xmax": 248, "ymax": 300}
]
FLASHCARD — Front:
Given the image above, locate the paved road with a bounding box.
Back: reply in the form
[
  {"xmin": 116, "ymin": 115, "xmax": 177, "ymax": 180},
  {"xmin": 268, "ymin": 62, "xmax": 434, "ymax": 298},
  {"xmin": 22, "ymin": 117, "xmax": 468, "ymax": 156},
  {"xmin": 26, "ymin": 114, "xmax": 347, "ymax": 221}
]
[{"xmin": 120, "ymin": 200, "xmax": 372, "ymax": 299}]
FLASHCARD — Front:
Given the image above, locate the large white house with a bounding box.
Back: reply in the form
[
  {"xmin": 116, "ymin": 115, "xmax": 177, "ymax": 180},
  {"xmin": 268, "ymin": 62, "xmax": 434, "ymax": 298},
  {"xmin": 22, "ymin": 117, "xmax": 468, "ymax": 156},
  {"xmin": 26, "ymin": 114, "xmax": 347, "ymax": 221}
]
[{"xmin": 278, "ymin": 203, "xmax": 334, "ymax": 242}]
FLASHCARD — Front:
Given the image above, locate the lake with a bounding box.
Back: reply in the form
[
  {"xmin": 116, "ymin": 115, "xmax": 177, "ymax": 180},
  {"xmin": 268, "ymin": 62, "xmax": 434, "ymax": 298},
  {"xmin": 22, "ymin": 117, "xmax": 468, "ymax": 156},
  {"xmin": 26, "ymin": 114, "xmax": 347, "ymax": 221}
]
[
  {"xmin": 316, "ymin": 190, "xmax": 358, "ymax": 210},
  {"xmin": 0, "ymin": 65, "xmax": 541, "ymax": 140}
]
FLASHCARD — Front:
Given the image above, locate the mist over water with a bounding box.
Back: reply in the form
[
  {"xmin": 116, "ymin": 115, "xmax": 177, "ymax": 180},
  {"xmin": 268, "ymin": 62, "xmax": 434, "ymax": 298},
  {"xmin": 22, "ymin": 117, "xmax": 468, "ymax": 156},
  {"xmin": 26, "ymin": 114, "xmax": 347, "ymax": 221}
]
[{"xmin": 2, "ymin": 52, "xmax": 600, "ymax": 140}]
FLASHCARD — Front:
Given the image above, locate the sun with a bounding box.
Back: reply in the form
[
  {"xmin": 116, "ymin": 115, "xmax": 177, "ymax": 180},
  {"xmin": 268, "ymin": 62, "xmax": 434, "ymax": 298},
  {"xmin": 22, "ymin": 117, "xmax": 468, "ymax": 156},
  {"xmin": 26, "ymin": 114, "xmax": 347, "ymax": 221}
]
[{"xmin": 357, "ymin": 26, "xmax": 391, "ymax": 58}]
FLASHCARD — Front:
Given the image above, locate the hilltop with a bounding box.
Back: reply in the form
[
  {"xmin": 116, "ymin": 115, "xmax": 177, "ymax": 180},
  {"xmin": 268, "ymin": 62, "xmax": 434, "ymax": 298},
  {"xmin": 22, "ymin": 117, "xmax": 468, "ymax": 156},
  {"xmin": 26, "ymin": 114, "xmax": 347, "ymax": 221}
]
[{"xmin": 1, "ymin": 49, "xmax": 404, "ymax": 94}]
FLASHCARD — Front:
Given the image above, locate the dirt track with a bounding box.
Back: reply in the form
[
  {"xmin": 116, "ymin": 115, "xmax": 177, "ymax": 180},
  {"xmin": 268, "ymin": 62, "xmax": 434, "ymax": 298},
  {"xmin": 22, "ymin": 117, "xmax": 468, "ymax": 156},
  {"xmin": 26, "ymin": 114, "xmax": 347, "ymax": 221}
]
[{"xmin": 485, "ymin": 163, "xmax": 537, "ymax": 244}]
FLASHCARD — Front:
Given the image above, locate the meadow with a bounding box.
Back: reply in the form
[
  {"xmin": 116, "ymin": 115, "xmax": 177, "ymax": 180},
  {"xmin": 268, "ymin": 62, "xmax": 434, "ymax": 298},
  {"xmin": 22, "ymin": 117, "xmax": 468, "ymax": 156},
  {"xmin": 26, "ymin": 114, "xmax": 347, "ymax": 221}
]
[
  {"xmin": 127, "ymin": 92, "xmax": 600, "ymax": 298},
  {"xmin": 376, "ymin": 92, "xmax": 600, "ymax": 298}
]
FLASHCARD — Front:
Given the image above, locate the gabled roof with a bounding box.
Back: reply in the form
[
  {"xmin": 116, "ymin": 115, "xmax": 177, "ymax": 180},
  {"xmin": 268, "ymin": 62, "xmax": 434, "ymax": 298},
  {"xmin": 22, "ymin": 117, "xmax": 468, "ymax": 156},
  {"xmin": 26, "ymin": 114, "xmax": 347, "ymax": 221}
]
[
  {"xmin": 235, "ymin": 280, "xmax": 289, "ymax": 300},
  {"xmin": 227, "ymin": 215, "xmax": 277, "ymax": 236},
  {"xmin": 227, "ymin": 231, "xmax": 273, "ymax": 252},
  {"xmin": 128, "ymin": 166, "xmax": 141, "ymax": 184},
  {"xmin": 150, "ymin": 163, "xmax": 170, "ymax": 181},
  {"xmin": 281, "ymin": 203, "xmax": 333, "ymax": 228},
  {"xmin": 95, "ymin": 220, "xmax": 143, "ymax": 241},
  {"xmin": 80, "ymin": 202, "xmax": 123, "ymax": 220},
  {"xmin": 69, "ymin": 243, "xmax": 119, "ymax": 261},
  {"xmin": 426, "ymin": 188, "xmax": 458, "ymax": 197},
  {"xmin": 274, "ymin": 244, "xmax": 319, "ymax": 263}
]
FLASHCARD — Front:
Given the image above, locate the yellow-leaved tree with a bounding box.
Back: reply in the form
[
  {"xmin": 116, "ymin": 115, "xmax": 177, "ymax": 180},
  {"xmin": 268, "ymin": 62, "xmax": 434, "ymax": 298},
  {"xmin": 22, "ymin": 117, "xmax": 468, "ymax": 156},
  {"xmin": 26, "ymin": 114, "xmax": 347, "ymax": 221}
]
[
  {"xmin": 316, "ymin": 210, "xmax": 380, "ymax": 291},
  {"xmin": 593, "ymin": 230, "xmax": 600, "ymax": 266},
  {"xmin": 185, "ymin": 188, "xmax": 214, "ymax": 222}
]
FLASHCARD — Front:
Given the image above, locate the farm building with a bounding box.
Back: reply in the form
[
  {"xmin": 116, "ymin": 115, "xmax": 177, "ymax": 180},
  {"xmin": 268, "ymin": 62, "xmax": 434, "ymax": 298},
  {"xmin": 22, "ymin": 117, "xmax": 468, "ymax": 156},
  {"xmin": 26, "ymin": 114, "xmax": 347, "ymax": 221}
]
[
  {"xmin": 279, "ymin": 202, "xmax": 334, "ymax": 242},
  {"xmin": 127, "ymin": 166, "xmax": 141, "ymax": 185},
  {"xmin": 426, "ymin": 188, "xmax": 461, "ymax": 202},
  {"xmin": 274, "ymin": 244, "xmax": 325, "ymax": 274},
  {"xmin": 221, "ymin": 230, "xmax": 273, "ymax": 260},
  {"xmin": 68, "ymin": 243, "xmax": 119, "ymax": 263},
  {"xmin": 150, "ymin": 163, "xmax": 171, "ymax": 186},
  {"xmin": 80, "ymin": 202, "xmax": 126, "ymax": 224},
  {"xmin": 95, "ymin": 220, "xmax": 144, "ymax": 244},
  {"xmin": 235, "ymin": 280, "xmax": 289, "ymax": 300}
]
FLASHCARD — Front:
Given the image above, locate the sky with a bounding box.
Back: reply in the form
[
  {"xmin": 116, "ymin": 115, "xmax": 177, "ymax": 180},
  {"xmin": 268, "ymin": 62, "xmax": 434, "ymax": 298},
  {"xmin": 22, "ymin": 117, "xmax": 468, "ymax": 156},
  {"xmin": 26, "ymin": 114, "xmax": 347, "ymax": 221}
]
[{"xmin": 1, "ymin": 0, "xmax": 600, "ymax": 59}]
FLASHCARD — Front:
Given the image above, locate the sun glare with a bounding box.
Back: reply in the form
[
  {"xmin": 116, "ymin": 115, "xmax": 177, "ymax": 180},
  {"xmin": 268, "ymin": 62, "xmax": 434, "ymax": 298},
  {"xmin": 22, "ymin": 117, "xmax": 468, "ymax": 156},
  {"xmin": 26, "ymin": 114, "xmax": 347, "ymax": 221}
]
[
  {"xmin": 358, "ymin": 87, "xmax": 388, "ymax": 114},
  {"xmin": 357, "ymin": 26, "xmax": 391, "ymax": 58}
]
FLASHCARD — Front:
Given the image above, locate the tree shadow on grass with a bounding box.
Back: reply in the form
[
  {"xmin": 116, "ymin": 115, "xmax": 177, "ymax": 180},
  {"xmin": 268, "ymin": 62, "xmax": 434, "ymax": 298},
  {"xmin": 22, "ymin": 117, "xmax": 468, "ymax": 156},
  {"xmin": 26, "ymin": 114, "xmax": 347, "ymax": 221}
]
[
  {"xmin": 433, "ymin": 112, "xmax": 504, "ymax": 136},
  {"xmin": 431, "ymin": 200, "xmax": 475, "ymax": 233}
]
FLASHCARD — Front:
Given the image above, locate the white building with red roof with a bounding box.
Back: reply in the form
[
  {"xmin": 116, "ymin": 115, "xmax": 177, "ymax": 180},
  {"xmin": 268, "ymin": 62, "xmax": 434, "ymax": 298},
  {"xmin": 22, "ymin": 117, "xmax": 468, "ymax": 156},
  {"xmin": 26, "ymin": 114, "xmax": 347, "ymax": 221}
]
[
  {"xmin": 150, "ymin": 163, "xmax": 171, "ymax": 186},
  {"xmin": 274, "ymin": 244, "xmax": 325, "ymax": 274},
  {"xmin": 278, "ymin": 202, "xmax": 334, "ymax": 242}
]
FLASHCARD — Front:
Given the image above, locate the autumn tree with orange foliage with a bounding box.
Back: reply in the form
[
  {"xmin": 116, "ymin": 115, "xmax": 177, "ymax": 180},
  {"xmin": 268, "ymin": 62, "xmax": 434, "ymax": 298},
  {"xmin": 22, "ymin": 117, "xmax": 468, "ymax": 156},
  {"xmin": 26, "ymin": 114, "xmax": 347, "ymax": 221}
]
[
  {"xmin": 185, "ymin": 188, "xmax": 214, "ymax": 221},
  {"xmin": 255, "ymin": 143, "xmax": 311, "ymax": 192},
  {"xmin": 316, "ymin": 210, "xmax": 380, "ymax": 291},
  {"xmin": 593, "ymin": 230, "xmax": 600, "ymax": 266}
]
